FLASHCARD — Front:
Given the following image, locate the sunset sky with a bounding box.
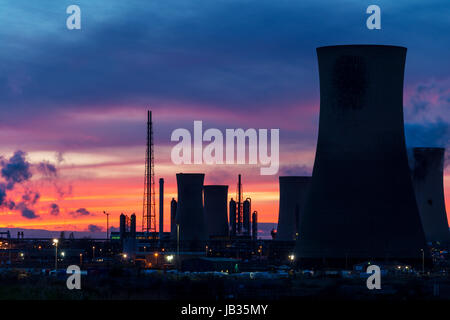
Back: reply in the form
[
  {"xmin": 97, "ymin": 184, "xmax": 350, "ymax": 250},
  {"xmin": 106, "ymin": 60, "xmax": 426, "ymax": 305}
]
[{"xmin": 0, "ymin": 0, "xmax": 448, "ymax": 234}]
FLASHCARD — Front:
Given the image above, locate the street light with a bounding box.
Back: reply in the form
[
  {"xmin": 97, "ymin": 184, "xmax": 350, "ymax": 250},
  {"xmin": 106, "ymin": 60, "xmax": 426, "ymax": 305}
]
[
  {"xmin": 52, "ymin": 238, "xmax": 59, "ymax": 271},
  {"xmin": 92, "ymin": 246, "xmax": 95, "ymax": 261}
]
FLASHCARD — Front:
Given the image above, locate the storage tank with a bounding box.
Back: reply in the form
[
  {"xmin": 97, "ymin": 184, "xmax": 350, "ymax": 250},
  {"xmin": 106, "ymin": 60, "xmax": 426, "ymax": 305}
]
[
  {"xmin": 175, "ymin": 173, "xmax": 207, "ymax": 248},
  {"xmin": 412, "ymin": 147, "xmax": 449, "ymax": 244},
  {"xmin": 277, "ymin": 176, "xmax": 311, "ymax": 241},
  {"xmin": 229, "ymin": 198, "xmax": 237, "ymax": 236},
  {"xmin": 297, "ymin": 45, "xmax": 428, "ymax": 267},
  {"xmin": 204, "ymin": 185, "xmax": 229, "ymax": 238}
]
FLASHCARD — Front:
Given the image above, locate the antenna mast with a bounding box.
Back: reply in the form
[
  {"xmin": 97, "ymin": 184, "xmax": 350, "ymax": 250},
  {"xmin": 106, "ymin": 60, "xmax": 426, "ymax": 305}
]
[{"xmin": 142, "ymin": 110, "xmax": 156, "ymax": 237}]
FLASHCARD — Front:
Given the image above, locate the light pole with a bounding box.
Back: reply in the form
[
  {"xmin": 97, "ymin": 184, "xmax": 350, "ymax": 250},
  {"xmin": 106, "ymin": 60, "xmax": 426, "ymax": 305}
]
[
  {"xmin": 53, "ymin": 238, "xmax": 59, "ymax": 271},
  {"xmin": 92, "ymin": 246, "xmax": 95, "ymax": 261},
  {"xmin": 103, "ymin": 211, "xmax": 110, "ymax": 240}
]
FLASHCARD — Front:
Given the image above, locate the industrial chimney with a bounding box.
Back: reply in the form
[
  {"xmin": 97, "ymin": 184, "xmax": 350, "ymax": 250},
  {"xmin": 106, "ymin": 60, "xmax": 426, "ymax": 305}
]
[
  {"xmin": 159, "ymin": 178, "xmax": 164, "ymax": 242},
  {"xmin": 204, "ymin": 185, "xmax": 229, "ymax": 239},
  {"xmin": 277, "ymin": 176, "xmax": 311, "ymax": 241},
  {"xmin": 412, "ymin": 147, "xmax": 449, "ymax": 244},
  {"xmin": 297, "ymin": 45, "xmax": 428, "ymax": 266},
  {"xmin": 175, "ymin": 173, "xmax": 207, "ymax": 249}
]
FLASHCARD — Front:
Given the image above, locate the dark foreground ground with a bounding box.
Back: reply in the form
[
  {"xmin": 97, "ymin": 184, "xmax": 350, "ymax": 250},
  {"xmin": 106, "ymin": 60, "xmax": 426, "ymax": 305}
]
[{"xmin": 0, "ymin": 268, "xmax": 449, "ymax": 300}]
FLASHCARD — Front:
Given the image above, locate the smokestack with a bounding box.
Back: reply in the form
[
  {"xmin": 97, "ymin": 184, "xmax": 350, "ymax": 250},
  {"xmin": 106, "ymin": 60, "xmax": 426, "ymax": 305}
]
[
  {"xmin": 252, "ymin": 211, "xmax": 258, "ymax": 241},
  {"xmin": 159, "ymin": 178, "xmax": 164, "ymax": 241},
  {"xmin": 243, "ymin": 198, "xmax": 251, "ymax": 236},
  {"xmin": 170, "ymin": 198, "xmax": 177, "ymax": 240},
  {"xmin": 229, "ymin": 198, "xmax": 237, "ymax": 236},
  {"xmin": 175, "ymin": 173, "xmax": 207, "ymax": 248},
  {"xmin": 412, "ymin": 147, "xmax": 449, "ymax": 244},
  {"xmin": 204, "ymin": 185, "xmax": 229, "ymax": 238},
  {"xmin": 237, "ymin": 174, "xmax": 242, "ymax": 234},
  {"xmin": 277, "ymin": 176, "xmax": 311, "ymax": 241},
  {"xmin": 297, "ymin": 45, "xmax": 428, "ymax": 266}
]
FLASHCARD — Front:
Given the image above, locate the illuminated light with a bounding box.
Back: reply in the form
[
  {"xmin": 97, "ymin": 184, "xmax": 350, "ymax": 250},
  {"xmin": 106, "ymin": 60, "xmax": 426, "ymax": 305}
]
[
  {"xmin": 154, "ymin": 252, "xmax": 159, "ymax": 257},
  {"xmin": 53, "ymin": 239, "xmax": 59, "ymax": 244},
  {"xmin": 166, "ymin": 255, "xmax": 174, "ymax": 262},
  {"xmin": 289, "ymin": 254, "xmax": 295, "ymax": 261},
  {"xmin": 61, "ymin": 252, "xmax": 65, "ymax": 257},
  {"xmin": 123, "ymin": 254, "xmax": 127, "ymax": 258},
  {"xmin": 20, "ymin": 252, "xmax": 24, "ymax": 257}
]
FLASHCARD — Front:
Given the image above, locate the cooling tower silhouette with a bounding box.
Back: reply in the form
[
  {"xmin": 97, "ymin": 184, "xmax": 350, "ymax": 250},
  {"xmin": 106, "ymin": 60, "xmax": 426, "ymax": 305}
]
[
  {"xmin": 412, "ymin": 147, "xmax": 449, "ymax": 244},
  {"xmin": 175, "ymin": 173, "xmax": 207, "ymax": 248},
  {"xmin": 204, "ymin": 185, "xmax": 229, "ymax": 238},
  {"xmin": 277, "ymin": 176, "xmax": 311, "ymax": 241},
  {"xmin": 297, "ymin": 45, "xmax": 428, "ymax": 265}
]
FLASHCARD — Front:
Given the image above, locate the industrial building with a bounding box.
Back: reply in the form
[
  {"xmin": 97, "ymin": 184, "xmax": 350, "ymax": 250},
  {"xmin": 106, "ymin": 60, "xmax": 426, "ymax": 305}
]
[
  {"xmin": 276, "ymin": 176, "xmax": 311, "ymax": 241},
  {"xmin": 412, "ymin": 147, "xmax": 450, "ymax": 244},
  {"xmin": 296, "ymin": 45, "xmax": 429, "ymax": 267}
]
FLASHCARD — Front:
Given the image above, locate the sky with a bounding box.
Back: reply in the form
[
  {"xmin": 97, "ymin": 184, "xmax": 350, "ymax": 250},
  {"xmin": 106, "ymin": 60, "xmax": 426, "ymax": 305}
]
[{"xmin": 0, "ymin": 0, "xmax": 448, "ymax": 235}]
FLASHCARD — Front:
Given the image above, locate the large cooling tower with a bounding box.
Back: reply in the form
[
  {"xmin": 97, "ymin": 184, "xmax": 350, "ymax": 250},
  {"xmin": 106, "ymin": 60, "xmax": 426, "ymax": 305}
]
[
  {"xmin": 412, "ymin": 147, "xmax": 449, "ymax": 244},
  {"xmin": 277, "ymin": 176, "xmax": 311, "ymax": 241},
  {"xmin": 175, "ymin": 173, "xmax": 207, "ymax": 247},
  {"xmin": 297, "ymin": 45, "xmax": 428, "ymax": 265},
  {"xmin": 204, "ymin": 185, "xmax": 229, "ymax": 238}
]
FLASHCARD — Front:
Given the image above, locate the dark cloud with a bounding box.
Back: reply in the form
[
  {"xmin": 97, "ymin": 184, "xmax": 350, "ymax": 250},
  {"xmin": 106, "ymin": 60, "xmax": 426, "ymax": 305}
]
[
  {"xmin": 69, "ymin": 208, "xmax": 91, "ymax": 217},
  {"xmin": 21, "ymin": 189, "xmax": 40, "ymax": 205},
  {"xmin": 49, "ymin": 203, "xmax": 60, "ymax": 216},
  {"xmin": 15, "ymin": 202, "xmax": 39, "ymax": 219},
  {"xmin": 88, "ymin": 224, "xmax": 102, "ymax": 233},
  {"xmin": 0, "ymin": 150, "xmax": 32, "ymax": 190},
  {"xmin": 36, "ymin": 161, "xmax": 57, "ymax": 177}
]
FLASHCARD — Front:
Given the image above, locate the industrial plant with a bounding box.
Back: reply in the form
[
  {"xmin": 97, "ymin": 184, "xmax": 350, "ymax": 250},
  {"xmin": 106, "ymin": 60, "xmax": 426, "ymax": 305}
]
[{"xmin": 1, "ymin": 45, "xmax": 449, "ymax": 300}]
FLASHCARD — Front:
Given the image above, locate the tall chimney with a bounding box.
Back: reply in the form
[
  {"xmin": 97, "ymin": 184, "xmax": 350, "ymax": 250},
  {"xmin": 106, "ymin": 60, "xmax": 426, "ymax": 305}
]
[{"xmin": 159, "ymin": 178, "xmax": 164, "ymax": 242}]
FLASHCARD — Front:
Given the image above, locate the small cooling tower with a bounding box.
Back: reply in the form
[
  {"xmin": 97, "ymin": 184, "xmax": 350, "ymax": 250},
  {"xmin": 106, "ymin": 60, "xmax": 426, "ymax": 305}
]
[
  {"xmin": 277, "ymin": 176, "xmax": 311, "ymax": 241},
  {"xmin": 175, "ymin": 173, "xmax": 207, "ymax": 247},
  {"xmin": 204, "ymin": 185, "xmax": 229, "ymax": 238},
  {"xmin": 412, "ymin": 147, "xmax": 449, "ymax": 244},
  {"xmin": 297, "ymin": 45, "xmax": 428, "ymax": 266}
]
